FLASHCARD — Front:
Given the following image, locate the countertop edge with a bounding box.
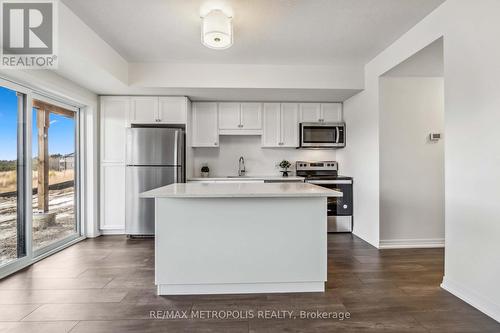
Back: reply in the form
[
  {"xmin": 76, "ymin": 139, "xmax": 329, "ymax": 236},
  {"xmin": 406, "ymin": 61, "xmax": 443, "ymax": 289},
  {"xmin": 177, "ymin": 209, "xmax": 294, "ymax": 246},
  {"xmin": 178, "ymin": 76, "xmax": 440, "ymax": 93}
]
[{"xmin": 140, "ymin": 193, "xmax": 341, "ymax": 198}]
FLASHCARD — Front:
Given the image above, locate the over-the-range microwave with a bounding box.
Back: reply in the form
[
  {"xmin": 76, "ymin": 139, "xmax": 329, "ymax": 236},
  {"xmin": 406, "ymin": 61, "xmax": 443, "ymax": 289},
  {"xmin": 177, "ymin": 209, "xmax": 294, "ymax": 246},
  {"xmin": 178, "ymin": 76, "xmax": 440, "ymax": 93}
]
[{"xmin": 299, "ymin": 122, "xmax": 346, "ymax": 148}]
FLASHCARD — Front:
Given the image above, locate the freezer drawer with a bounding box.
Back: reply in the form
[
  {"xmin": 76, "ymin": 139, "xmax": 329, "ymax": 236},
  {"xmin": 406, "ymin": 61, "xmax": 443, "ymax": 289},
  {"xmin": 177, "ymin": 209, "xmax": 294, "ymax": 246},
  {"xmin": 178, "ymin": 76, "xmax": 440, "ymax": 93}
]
[
  {"xmin": 125, "ymin": 166, "xmax": 180, "ymax": 235},
  {"xmin": 126, "ymin": 127, "xmax": 184, "ymax": 166}
]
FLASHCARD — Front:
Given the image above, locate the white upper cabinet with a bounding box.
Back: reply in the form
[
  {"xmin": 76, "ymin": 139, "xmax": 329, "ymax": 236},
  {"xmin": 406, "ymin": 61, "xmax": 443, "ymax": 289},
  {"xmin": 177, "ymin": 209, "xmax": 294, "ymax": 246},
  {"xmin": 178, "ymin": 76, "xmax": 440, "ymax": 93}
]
[
  {"xmin": 280, "ymin": 103, "xmax": 299, "ymax": 147},
  {"xmin": 192, "ymin": 102, "xmax": 219, "ymax": 147},
  {"xmin": 240, "ymin": 103, "xmax": 262, "ymax": 130},
  {"xmin": 321, "ymin": 103, "xmax": 342, "ymax": 122},
  {"xmin": 129, "ymin": 97, "xmax": 188, "ymax": 125},
  {"xmin": 158, "ymin": 97, "xmax": 187, "ymax": 124},
  {"xmin": 218, "ymin": 102, "xmax": 262, "ymax": 134},
  {"xmin": 299, "ymin": 103, "xmax": 321, "ymax": 123},
  {"xmin": 299, "ymin": 103, "xmax": 342, "ymax": 123},
  {"xmin": 218, "ymin": 103, "xmax": 241, "ymax": 130},
  {"xmin": 130, "ymin": 97, "xmax": 158, "ymax": 124},
  {"xmin": 100, "ymin": 96, "xmax": 129, "ymax": 163},
  {"xmin": 262, "ymin": 103, "xmax": 281, "ymax": 147},
  {"xmin": 262, "ymin": 103, "xmax": 299, "ymax": 148}
]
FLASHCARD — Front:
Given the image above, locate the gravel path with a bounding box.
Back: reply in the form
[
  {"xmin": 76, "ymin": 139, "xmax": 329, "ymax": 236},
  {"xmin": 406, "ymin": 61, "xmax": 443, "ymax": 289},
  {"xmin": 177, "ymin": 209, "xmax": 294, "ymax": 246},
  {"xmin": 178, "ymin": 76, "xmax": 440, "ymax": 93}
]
[{"xmin": 0, "ymin": 187, "xmax": 76, "ymax": 265}]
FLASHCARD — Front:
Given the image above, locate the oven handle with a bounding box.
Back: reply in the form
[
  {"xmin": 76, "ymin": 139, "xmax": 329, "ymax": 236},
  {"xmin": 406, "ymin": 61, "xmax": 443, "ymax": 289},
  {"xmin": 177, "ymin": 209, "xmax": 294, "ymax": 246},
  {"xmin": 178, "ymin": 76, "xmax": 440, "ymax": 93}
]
[{"xmin": 307, "ymin": 180, "xmax": 352, "ymax": 185}]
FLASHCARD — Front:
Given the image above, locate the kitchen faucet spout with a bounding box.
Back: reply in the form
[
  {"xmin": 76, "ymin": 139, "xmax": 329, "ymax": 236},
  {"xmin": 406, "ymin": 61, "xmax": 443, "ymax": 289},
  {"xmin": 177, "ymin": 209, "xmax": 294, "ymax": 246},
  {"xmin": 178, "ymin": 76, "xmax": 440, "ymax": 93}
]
[{"xmin": 238, "ymin": 156, "xmax": 246, "ymax": 176}]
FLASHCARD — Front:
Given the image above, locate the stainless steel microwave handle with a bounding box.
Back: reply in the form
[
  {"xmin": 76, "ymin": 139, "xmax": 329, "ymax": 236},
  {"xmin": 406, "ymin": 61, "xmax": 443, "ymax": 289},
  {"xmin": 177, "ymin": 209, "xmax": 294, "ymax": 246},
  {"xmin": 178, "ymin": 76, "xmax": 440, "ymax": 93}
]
[
  {"xmin": 307, "ymin": 180, "xmax": 352, "ymax": 185},
  {"xmin": 336, "ymin": 127, "xmax": 340, "ymax": 144}
]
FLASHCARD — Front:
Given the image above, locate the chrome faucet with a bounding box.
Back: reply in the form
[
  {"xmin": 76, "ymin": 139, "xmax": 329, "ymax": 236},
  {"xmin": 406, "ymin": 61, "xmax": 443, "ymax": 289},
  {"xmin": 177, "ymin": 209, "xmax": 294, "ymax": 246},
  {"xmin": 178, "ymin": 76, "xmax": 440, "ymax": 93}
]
[{"xmin": 238, "ymin": 156, "xmax": 246, "ymax": 176}]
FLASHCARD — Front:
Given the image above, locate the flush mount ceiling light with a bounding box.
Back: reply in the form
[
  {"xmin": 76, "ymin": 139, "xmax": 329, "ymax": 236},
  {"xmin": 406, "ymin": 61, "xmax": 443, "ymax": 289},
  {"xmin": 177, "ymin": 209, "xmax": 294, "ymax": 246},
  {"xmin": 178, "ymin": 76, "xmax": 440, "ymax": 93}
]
[{"xmin": 201, "ymin": 9, "xmax": 233, "ymax": 50}]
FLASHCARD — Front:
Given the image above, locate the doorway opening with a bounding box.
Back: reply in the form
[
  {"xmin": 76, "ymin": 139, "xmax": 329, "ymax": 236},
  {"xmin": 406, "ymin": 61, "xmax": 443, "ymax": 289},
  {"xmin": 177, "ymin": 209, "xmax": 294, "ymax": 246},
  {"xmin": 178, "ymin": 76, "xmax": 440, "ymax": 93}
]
[{"xmin": 378, "ymin": 38, "xmax": 445, "ymax": 249}]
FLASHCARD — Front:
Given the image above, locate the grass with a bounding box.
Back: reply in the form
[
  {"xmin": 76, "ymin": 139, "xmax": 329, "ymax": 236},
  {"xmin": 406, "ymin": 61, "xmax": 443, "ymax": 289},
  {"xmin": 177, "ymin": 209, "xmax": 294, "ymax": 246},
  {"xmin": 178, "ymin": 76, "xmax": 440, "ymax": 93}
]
[{"xmin": 0, "ymin": 169, "xmax": 75, "ymax": 194}]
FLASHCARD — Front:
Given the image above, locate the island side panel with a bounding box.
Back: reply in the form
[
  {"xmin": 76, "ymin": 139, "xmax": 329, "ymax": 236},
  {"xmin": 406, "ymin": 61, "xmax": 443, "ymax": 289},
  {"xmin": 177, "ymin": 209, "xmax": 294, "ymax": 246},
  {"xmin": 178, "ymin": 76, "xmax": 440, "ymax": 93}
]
[{"xmin": 155, "ymin": 196, "xmax": 327, "ymax": 295}]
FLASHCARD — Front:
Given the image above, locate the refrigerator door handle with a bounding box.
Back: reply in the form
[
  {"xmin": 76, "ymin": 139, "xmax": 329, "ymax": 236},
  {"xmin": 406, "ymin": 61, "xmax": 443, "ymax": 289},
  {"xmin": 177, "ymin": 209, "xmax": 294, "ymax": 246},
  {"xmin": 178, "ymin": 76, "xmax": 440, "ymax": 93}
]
[
  {"xmin": 174, "ymin": 130, "xmax": 178, "ymax": 167},
  {"xmin": 174, "ymin": 131, "xmax": 178, "ymax": 182}
]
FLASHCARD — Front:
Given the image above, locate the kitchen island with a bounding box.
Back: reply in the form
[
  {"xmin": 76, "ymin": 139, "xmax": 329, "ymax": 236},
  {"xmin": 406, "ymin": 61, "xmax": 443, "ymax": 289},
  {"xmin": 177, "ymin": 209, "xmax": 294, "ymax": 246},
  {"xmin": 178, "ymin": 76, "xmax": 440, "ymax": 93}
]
[{"xmin": 140, "ymin": 182, "xmax": 342, "ymax": 295}]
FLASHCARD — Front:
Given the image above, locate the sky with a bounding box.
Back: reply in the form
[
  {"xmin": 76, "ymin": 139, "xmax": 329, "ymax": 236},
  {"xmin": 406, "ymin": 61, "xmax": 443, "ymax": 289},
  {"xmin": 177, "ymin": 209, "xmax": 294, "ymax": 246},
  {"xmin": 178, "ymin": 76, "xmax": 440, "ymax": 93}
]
[{"xmin": 0, "ymin": 86, "xmax": 75, "ymax": 161}]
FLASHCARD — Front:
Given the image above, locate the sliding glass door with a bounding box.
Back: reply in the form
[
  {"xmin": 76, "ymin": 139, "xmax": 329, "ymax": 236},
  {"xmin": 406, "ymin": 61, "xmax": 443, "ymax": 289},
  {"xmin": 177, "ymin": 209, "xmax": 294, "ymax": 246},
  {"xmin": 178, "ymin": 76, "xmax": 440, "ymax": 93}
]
[
  {"xmin": 0, "ymin": 81, "xmax": 81, "ymax": 275},
  {"xmin": 0, "ymin": 86, "xmax": 26, "ymax": 267},
  {"xmin": 32, "ymin": 98, "xmax": 79, "ymax": 254}
]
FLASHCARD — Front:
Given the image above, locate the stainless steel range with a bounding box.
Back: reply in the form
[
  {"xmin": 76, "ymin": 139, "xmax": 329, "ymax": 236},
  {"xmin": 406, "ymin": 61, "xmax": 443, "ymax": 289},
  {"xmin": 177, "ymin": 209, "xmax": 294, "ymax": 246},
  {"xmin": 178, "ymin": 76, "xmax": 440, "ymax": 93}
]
[{"xmin": 296, "ymin": 161, "xmax": 353, "ymax": 233}]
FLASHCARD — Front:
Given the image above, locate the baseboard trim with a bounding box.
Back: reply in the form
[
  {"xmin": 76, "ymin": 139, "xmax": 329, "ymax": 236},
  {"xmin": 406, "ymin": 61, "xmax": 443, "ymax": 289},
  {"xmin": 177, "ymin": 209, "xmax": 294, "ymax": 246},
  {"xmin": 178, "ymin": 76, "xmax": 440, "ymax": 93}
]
[
  {"xmin": 441, "ymin": 276, "xmax": 500, "ymax": 323},
  {"xmin": 379, "ymin": 238, "xmax": 444, "ymax": 249},
  {"xmin": 352, "ymin": 231, "xmax": 379, "ymax": 248},
  {"xmin": 100, "ymin": 229, "xmax": 125, "ymax": 235},
  {"xmin": 157, "ymin": 282, "xmax": 325, "ymax": 295}
]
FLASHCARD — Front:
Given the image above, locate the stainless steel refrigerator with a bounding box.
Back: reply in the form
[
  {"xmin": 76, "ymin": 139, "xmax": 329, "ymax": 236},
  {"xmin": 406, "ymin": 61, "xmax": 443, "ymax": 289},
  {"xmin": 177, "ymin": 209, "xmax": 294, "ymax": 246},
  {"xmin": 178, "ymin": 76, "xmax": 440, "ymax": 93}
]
[{"xmin": 125, "ymin": 127, "xmax": 185, "ymax": 235}]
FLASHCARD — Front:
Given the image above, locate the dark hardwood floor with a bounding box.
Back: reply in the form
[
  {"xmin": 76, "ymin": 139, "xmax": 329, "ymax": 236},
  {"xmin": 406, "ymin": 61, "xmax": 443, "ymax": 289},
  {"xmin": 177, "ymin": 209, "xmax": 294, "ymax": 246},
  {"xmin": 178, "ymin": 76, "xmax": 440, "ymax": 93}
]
[{"xmin": 0, "ymin": 234, "xmax": 498, "ymax": 332}]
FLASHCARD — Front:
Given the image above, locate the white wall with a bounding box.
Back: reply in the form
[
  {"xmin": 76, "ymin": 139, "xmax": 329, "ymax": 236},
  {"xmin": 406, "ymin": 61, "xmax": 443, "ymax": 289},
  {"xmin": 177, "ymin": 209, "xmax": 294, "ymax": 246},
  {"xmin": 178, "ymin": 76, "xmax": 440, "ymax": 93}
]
[
  {"xmin": 55, "ymin": 2, "xmax": 129, "ymax": 94},
  {"xmin": 192, "ymin": 136, "xmax": 336, "ymax": 177},
  {"xmin": 379, "ymin": 77, "xmax": 444, "ymax": 247},
  {"xmin": 336, "ymin": 75, "xmax": 380, "ymax": 246},
  {"xmin": 337, "ymin": 0, "xmax": 500, "ymax": 321}
]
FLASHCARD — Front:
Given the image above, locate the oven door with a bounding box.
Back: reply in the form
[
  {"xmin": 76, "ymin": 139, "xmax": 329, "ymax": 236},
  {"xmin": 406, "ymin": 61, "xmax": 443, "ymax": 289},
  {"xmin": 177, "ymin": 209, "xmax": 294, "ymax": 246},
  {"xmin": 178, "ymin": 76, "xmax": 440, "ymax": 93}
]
[
  {"xmin": 307, "ymin": 180, "xmax": 353, "ymax": 216},
  {"xmin": 300, "ymin": 123, "xmax": 345, "ymax": 148}
]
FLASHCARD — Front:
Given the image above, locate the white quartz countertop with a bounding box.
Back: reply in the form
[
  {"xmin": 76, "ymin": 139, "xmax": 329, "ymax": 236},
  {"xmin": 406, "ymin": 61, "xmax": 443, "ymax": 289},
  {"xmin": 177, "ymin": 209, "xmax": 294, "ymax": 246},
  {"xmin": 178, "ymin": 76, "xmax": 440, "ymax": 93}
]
[
  {"xmin": 188, "ymin": 176, "xmax": 305, "ymax": 181},
  {"xmin": 140, "ymin": 182, "xmax": 342, "ymax": 198}
]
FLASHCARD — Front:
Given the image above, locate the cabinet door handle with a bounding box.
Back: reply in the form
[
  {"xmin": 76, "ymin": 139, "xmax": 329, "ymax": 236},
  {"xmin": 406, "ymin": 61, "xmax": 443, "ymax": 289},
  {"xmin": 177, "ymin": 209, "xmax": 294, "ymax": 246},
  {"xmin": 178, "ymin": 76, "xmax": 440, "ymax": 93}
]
[{"xmin": 214, "ymin": 142, "xmax": 218, "ymax": 146}]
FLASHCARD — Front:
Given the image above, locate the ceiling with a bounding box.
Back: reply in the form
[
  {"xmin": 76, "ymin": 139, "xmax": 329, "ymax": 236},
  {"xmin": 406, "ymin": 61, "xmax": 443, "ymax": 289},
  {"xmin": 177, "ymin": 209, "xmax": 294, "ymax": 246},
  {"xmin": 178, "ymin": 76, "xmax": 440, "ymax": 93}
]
[
  {"xmin": 383, "ymin": 38, "xmax": 443, "ymax": 77},
  {"xmin": 101, "ymin": 88, "xmax": 361, "ymax": 102},
  {"xmin": 61, "ymin": 0, "xmax": 445, "ymax": 67}
]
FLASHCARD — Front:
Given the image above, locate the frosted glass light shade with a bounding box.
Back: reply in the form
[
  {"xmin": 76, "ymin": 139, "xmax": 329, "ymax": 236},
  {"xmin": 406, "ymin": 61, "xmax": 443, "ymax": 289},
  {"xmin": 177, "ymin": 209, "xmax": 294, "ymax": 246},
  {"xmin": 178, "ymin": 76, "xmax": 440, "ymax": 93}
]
[{"xmin": 201, "ymin": 9, "xmax": 233, "ymax": 49}]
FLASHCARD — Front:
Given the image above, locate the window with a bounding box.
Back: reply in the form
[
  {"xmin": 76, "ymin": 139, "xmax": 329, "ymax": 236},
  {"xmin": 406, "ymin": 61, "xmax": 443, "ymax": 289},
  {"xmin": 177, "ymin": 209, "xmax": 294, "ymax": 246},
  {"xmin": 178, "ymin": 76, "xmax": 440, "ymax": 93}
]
[
  {"xmin": 0, "ymin": 86, "xmax": 26, "ymax": 267},
  {"xmin": 0, "ymin": 80, "xmax": 82, "ymax": 276}
]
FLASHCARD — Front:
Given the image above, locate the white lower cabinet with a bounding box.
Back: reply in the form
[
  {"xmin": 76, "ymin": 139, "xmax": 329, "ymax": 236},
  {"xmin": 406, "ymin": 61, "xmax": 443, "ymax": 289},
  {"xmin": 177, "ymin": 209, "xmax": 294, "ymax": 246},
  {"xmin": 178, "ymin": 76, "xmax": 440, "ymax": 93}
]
[
  {"xmin": 192, "ymin": 102, "xmax": 219, "ymax": 147},
  {"xmin": 262, "ymin": 103, "xmax": 299, "ymax": 147},
  {"xmin": 100, "ymin": 164, "xmax": 126, "ymax": 231}
]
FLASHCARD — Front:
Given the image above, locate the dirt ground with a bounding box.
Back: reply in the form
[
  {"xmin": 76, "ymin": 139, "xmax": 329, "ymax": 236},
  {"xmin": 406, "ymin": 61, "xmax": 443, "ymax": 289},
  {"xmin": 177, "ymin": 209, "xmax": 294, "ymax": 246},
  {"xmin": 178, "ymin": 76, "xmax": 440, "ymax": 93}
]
[{"xmin": 0, "ymin": 187, "xmax": 76, "ymax": 265}]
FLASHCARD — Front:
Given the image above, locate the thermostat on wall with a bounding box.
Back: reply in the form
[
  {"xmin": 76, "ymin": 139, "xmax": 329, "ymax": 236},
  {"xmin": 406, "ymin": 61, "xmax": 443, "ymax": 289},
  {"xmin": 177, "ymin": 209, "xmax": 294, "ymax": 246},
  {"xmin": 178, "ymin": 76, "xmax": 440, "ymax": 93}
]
[{"xmin": 429, "ymin": 133, "xmax": 441, "ymax": 141}]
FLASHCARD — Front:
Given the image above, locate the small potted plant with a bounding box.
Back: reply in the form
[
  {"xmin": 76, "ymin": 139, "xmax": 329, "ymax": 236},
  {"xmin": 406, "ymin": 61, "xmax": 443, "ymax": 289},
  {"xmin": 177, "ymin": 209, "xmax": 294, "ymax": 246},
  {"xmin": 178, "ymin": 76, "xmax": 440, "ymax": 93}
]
[
  {"xmin": 200, "ymin": 164, "xmax": 210, "ymax": 178},
  {"xmin": 279, "ymin": 160, "xmax": 291, "ymax": 177}
]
